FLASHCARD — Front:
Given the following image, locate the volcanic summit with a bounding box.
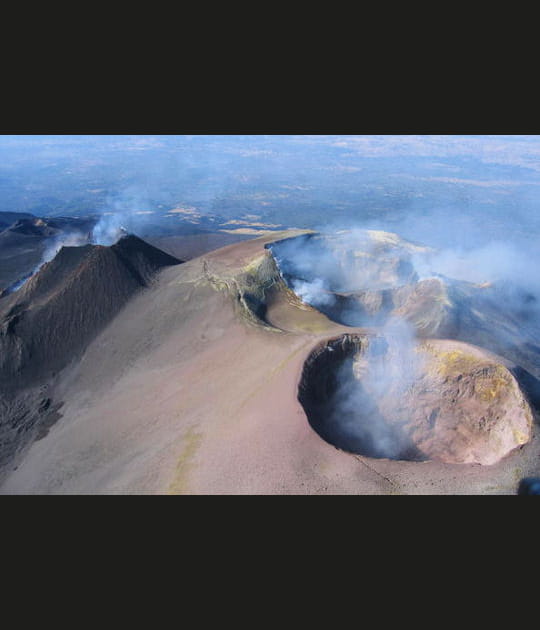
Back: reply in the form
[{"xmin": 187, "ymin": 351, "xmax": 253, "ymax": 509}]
[{"xmin": 0, "ymin": 229, "xmax": 538, "ymax": 494}]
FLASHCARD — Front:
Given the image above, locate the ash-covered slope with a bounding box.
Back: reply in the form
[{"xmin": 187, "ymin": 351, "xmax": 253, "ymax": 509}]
[{"xmin": 0, "ymin": 234, "xmax": 182, "ymax": 389}]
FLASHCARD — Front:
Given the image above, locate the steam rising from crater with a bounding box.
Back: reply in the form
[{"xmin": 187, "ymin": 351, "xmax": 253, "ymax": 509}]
[
  {"xmin": 330, "ymin": 319, "xmax": 425, "ymax": 460},
  {"xmin": 275, "ymin": 228, "xmax": 540, "ymax": 460},
  {"xmin": 41, "ymin": 232, "xmax": 89, "ymax": 262},
  {"xmin": 5, "ymin": 231, "xmax": 90, "ymax": 295},
  {"xmin": 91, "ymin": 213, "xmax": 128, "ymax": 246},
  {"xmin": 5, "ymin": 189, "xmax": 157, "ymax": 294},
  {"xmin": 90, "ymin": 187, "xmax": 155, "ymax": 245}
]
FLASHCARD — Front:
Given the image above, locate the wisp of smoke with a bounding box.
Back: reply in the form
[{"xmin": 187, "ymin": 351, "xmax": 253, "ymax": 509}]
[
  {"xmin": 6, "ymin": 230, "xmax": 89, "ymax": 294},
  {"xmin": 270, "ymin": 229, "xmax": 418, "ymax": 328},
  {"xmin": 91, "ymin": 213, "xmax": 127, "ymax": 246},
  {"xmin": 5, "ymin": 188, "xmax": 154, "ymax": 294},
  {"xmin": 327, "ymin": 317, "xmax": 424, "ymax": 459},
  {"xmin": 91, "ymin": 187, "xmax": 155, "ymax": 245},
  {"xmin": 412, "ymin": 240, "xmax": 535, "ymax": 285},
  {"xmin": 270, "ymin": 232, "xmax": 369, "ymax": 309},
  {"xmin": 40, "ymin": 232, "xmax": 89, "ymax": 265},
  {"xmin": 291, "ymin": 277, "xmax": 335, "ymax": 307}
]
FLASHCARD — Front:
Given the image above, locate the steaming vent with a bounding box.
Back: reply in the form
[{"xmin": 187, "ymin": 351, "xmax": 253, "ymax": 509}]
[
  {"xmin": 1, "ymin": 219, "xmax": 132, "ymax": 298},
  {"xmin": 298, "ymin": 334, "xmax": 533, "ymax": 465},
  {"xmin": 268, "ymin": 230, "xmax": 432, "ymax": 329}
]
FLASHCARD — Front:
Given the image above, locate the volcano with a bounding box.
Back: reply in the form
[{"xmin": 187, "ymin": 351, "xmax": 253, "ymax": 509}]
[{"xmin": 1, "ymin": 229, "xmax": 539, "ymax": 494}]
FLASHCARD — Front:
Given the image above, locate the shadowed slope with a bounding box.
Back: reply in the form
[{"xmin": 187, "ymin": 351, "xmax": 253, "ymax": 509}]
[
  {"xmin": 0, "ymin": 235, "xmax": 182, "ymax": 388},
  {"xmin": 0, "ymin": 234, "xmax": 182, "ymax": 475}
]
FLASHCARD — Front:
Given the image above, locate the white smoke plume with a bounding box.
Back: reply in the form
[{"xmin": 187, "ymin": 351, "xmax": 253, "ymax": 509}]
[
  {"xmin": 40, "ymin": 231, "xmax": 89, "ymax": 264},
  {"xmin": 291, "ymin": 277, "xmax": 335, "ymax": 308},
  {"xmin": 271, "ymin": 231, "xmax": 431, "ymax": 458},
  {"xmin": 327, "ymin": 318, "xmax": 424, "ymax": 459},
  {"xmin": 5, "ymin": 230, "xmax": 89, "ymax": 294},
  {"xmin": 91, "ymin": 212, "xmax": 128, "ymax": 246},
  {"xmin": 270, "ymin": 229, "xmax": 418, "ymax": 327},
  {"xmin": 5, "ymin": 188, "xmax": 155, "ymax": 295},
  {"xmin": 90, "ymin": 187, "xmax": 154, "ymax": 245}
]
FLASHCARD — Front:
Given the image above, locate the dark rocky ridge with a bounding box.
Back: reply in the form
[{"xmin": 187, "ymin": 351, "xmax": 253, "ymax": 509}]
[
  {"xmin": 0, "ymin": 235, "xmax": 182, "ymax": 476},
  {"xmin": 0, "ymin": 234, "xmax": 182, "ymax": 389}
]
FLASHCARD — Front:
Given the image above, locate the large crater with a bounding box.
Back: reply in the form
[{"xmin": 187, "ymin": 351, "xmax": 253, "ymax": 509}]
[
  {"xmin": 298, "ymin": 334, "xmax": 533, "ymax": 465},
  {"xmin": 268, "ymin": 231, "xmax": 430, "ymax": 329}
]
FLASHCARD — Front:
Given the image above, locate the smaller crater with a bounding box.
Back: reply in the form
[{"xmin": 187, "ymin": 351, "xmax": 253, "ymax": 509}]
[{"xmin": 298, "ymin": 334, "xmax": 533, "ymax": 465}]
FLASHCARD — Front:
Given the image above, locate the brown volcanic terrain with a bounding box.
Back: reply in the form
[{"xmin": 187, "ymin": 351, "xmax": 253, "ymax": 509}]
[
  {"xmin": 0, "ymin": 230, "xmax": 539, "ymax": 494},
  {"xmin": 145, "ymin": 232, "xmax": 254, "ymax": 262}
]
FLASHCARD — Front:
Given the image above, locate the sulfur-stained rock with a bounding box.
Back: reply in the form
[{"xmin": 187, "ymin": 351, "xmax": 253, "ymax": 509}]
[{"xmin": 398, "ymin": 340, "xmax": 532, "ymax": 464}]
